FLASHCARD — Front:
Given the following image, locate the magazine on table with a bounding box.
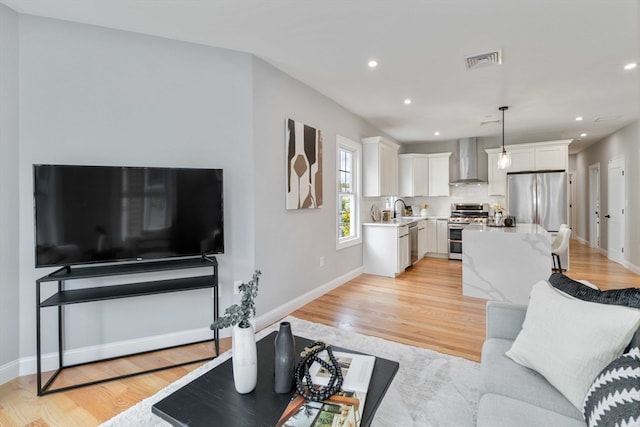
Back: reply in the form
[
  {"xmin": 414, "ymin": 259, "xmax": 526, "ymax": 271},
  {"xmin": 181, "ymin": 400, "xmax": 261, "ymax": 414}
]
[{"xmin": 276, "ymin": 350, "xmax": 376, "ymax": 427}]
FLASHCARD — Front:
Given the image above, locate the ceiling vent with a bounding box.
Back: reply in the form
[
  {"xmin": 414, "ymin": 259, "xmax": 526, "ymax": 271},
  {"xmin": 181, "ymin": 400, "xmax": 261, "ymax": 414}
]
[
  {"xmin": 480, "ymin": 119, "xmax": 501, "ymax": 126},
  {"xmin": 465, "ymin": 50, "xmax": 502, "ymax": 70},
  {"xmin": 594, "ymin": 115, "xmax": 622, "ymax": 122}
]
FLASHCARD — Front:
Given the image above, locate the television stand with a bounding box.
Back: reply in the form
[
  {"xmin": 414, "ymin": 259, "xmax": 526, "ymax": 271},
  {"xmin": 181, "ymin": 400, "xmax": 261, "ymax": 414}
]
[{"xmin": 35, "ymin": 256, "xmax": 219, "ymax": 396}]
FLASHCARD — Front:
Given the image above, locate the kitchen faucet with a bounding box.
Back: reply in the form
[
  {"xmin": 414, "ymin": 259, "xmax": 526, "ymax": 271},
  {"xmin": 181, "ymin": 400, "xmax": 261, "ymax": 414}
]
[{"xmin": 393, "ymin": 198, "xmax": 407, "ymax": 218}]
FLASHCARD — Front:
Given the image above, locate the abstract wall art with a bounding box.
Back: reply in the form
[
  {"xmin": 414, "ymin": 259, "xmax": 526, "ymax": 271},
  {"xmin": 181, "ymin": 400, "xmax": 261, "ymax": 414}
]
[{"xmin": 286, "ymin": 118, "xmax": 323, "ymax": 210}]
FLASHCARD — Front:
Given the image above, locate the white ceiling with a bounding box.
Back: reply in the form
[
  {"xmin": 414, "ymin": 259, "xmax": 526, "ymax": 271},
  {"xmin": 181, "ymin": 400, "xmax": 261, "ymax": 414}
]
[{"xmin": 2, "ymin": 0, "xmax": 638, "ymax": 154}]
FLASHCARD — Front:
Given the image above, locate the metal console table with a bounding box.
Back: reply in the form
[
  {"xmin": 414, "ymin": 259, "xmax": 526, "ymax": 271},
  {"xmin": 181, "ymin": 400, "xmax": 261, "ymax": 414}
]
[{"xmin": 35, "ymin": 255, "xmax": 219, "ymax": 396}]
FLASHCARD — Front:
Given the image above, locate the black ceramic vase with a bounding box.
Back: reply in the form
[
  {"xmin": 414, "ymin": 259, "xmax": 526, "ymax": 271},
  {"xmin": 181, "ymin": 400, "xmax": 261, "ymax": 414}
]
[{"xmin": 274, "ymin": 321, "xmax": 295, "ymax": 394}]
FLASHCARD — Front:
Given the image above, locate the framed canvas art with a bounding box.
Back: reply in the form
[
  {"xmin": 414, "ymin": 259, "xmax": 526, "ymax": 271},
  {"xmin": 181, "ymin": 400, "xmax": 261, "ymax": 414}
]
[{"xmin": 286, "ymin": 118, "xmax": 323, "ymax": 210}]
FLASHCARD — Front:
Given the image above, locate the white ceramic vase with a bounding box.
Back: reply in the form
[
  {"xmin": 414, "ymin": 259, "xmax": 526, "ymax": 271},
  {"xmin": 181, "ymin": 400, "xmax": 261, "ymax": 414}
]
[
  {"xmin": 232, "ymin": 323, "xmax": 257, "ymax": 394},
  {"xmin": 494, "ymin": 212, "xmax": 503, "ymax": 226}
]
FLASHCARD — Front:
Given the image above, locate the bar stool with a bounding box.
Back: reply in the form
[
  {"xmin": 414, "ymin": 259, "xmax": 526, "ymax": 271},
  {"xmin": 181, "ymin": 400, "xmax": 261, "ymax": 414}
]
[{"xmin": 551, "ymin": 227, "xmax": 571, "ymax": 272}]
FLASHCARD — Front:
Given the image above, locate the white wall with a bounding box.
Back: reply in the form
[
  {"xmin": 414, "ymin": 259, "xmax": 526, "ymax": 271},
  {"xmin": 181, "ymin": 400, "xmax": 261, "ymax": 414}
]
[
  {"xmin": 0, "ymin": 3, "xmax": 20, "ymax": 383},
  {"xmin": 574, "ymin": 120, "xmax": 640, "ymax": 271},
  {"xmin": 2, "ymin": 12, "xmax": 393, "ymax": 381},
  {"xmin": 251, "ymin": 57, "xmax": 381, "ymax": 318},
  {"xmin": 17, "ymin": 15, "xmax": 255, "ymax": 371}
]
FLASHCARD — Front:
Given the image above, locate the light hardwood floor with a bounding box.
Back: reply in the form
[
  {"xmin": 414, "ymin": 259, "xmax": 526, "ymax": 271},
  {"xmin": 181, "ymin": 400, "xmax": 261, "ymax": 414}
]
[{"xmin": 1, "ymin": 239, "xmax": 638, "ymax": 426}]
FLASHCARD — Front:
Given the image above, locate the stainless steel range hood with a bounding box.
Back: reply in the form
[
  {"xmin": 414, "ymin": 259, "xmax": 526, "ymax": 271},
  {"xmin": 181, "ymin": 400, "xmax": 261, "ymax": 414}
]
[{"xmin": 450, "ymin": 137, "xmax": 486, "ymax": 184}]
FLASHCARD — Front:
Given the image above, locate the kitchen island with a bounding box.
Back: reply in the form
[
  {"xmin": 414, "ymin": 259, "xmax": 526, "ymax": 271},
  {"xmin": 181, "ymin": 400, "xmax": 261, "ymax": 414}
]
[{"xmin": 462, "ymin": 223, "xmax": 552, "ymax": 304}]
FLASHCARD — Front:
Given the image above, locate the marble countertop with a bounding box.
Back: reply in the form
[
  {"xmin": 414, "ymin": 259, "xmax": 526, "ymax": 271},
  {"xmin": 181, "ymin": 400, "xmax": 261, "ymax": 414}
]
[{"xmin": 463, "ymin": 223, "xmax": 548, "ymax": 235}]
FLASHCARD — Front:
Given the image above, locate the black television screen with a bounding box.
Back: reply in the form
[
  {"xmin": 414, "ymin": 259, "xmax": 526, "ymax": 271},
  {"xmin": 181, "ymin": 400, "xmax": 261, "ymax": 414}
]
[{"xmin": 33, "ymin": 164, "xmax": 224, "ymax": 268}]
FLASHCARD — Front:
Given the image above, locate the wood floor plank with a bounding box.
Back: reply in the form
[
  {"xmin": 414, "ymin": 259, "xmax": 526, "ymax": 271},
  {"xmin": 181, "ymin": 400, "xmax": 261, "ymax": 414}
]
[{"xmin": 0, "ymin": 238, "xmax": 637, "ymax": 426}]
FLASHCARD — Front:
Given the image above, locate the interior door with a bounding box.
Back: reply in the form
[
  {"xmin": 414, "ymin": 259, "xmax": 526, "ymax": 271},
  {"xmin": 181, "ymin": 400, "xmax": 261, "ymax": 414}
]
[
  {"xmin": 589, "ymin": 163, "xmax": 600, "ymax": 248},
  {"xmin": 607, "ymin": 158, "xmax": 625, "ymax": 264}
]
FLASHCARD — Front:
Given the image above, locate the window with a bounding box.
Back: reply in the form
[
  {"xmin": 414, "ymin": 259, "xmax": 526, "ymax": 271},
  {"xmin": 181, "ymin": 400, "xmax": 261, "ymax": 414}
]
[{"xmin": 337, "ymin": 135, "xmax": 361, "ymax": 249}]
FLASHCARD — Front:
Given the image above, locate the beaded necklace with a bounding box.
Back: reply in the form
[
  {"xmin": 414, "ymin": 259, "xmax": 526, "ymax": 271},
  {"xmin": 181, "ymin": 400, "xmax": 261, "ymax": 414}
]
[{"xmin": 294, "ymin": 341, "xmax": 344, "ymax": 402}]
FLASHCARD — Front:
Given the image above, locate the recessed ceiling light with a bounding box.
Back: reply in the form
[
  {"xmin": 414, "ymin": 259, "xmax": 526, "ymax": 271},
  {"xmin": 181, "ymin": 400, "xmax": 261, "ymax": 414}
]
[
  {"xmin": 580, "ymin": 133, "xmax": 587, "ymax": 137},
  {"xmin": 434, "ymin": 131, "xmax": 440, "ymax": 136},
  {"xmin": 404, "ymin": 99, "xmax": 412, "ymax": 105},
  {"xmin": 575, "ymin": 116, "xmax": 583, "ymax": 121},
  {"xmin": 624, "ymin": 63, "xmax": 637, "ymax": 70},
  {"xmin": 368, "ymin": 60, "xmax": 378, "ymax": 68}
]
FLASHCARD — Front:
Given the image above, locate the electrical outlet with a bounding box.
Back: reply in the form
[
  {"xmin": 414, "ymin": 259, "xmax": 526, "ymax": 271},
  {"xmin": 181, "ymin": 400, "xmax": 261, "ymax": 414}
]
[
  {"xmin": 319, "ymin": 256, "xmax": 325, "ymax": 267},
  {"xmin": 233, "ymin": 280, "xmax": 243, "ymax": 295}
]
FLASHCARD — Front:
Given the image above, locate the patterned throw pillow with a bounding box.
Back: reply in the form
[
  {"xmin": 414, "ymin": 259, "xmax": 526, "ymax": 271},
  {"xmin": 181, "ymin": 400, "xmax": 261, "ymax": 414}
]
[
  {"xmin": 549, "ymin": 273, "xmax": 640, "ymax": 308},
  {"xmin": 583, "ymin": 347, "xmax": 640, "ymax": 427}
]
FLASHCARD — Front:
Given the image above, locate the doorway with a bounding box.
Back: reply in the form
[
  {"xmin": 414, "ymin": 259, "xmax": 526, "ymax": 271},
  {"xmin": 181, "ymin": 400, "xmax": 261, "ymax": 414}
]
[
  {"xmin": 607, "ymin": 157, "xmax": 625, "ymax": 264},
  {"xmin": 568, "ymin": 172, "xmax": 575, "ymax": 230},
  {"xmin": 588, "ymin": 163, "xmax": 600, "ymax": 249}
]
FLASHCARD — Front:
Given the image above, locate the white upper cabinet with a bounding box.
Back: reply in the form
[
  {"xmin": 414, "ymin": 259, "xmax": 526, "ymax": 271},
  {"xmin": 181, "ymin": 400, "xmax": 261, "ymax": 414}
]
[
  {"xmin": 427, "ymin": 152, "xmax": 451, "ymax": 197},
  {"xmin": 534, "ymin": 144, "xmax": 569, "ymax": 170},
  {"xmin": 398, "ymin": 154, "xmax": 429, "ymax": 197},
  {"xmin": 362, "ymin": 136, "xmax": 400, "ymax": 197},
  {"xmin": 398, "ymin": 152, "xmax": 451, "ymax": 197},
  {"xmin": 507, "ymin": 147, "xmax": 535, "ymax": 172},
  {"xmin": 486, "ymin": 140, "xmax": 570, "ymax": 195}
]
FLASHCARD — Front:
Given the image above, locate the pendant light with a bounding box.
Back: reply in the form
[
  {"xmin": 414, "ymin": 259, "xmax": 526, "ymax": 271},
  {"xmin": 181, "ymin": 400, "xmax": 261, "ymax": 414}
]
[{"xmin": 497, "ymin": 106, "xmax": 511, "ymax": 169}]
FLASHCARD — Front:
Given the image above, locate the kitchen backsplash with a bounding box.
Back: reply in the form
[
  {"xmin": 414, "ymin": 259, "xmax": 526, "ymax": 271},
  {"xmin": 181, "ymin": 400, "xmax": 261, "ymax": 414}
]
[{"xmin": 362, "ymin": 183, "xmax": 505, "ymax": 222}]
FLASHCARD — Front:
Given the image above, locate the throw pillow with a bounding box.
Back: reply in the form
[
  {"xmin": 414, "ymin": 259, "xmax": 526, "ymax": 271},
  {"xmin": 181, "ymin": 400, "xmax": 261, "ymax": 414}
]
[
  {"xmin": 506, "ymin": 280, "xmax": 640, "ymax": 410},
  {"xmin": 583, "ymin": 347, "xmax": 640, "ymax": 427},
  {"xmin": 549, "ymin": 273, "xmax": 640, "ymax": 308}
]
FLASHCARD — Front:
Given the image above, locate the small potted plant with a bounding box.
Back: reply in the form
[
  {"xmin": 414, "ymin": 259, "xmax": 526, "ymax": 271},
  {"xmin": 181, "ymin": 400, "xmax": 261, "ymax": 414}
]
[{"xmin": 210, "ymin": 270, "xmax": 261, "ymax": 393}]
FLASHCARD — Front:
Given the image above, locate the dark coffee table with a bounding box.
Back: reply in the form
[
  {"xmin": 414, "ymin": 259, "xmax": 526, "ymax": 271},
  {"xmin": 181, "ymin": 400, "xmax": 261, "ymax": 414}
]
[{"xmin": 152, "ymin": 331, "xmax": 399, "ymax": 427}]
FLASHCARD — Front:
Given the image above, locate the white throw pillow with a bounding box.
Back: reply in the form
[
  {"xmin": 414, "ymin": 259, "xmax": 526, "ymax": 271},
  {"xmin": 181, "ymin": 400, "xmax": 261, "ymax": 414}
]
[{"xmin": 506, "ymin": 280, "xmax": 640, "ymax": 410}]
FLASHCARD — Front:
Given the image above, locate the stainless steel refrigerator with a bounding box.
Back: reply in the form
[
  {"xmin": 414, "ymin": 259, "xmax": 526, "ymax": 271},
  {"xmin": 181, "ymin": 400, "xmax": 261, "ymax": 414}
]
[{"xmin": 507, "ymin": 171, "xmax": 567, "ymax": 232}]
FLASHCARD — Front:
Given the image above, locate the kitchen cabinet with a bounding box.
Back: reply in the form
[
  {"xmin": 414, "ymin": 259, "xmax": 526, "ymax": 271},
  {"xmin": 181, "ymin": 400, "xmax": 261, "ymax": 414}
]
[
  {"xmin": 507, "ymin": 147, "xmax": 535, "ymax": 172},
  {"xmin": 425, "ymin": 218, "xmax": 449, "ymax": 257},
  {"xmin": 427, "ymin": 153, "xmax": 451, "ymax": 197},
  {"xmin": 362, "ymin": 136, "xmax": 400, "ymax": 197},
  {"xmin": 485, "ymin": 140, "xmax": 571, "ymax": 196},
  {"xmin": 534, "ymin": 144, "xmax": 568, "ymax": 170},
  {"xmin": 363, "ymin": 224, "xmax": 410, "ymax": 277},
  {"xmin": 436, "ymin": 219, "xmax": 448, "ymax": 254},
  {"xmin": 417, "ymin": 220, "xmax": 427, "ymax": 258},
  {"xmin": 398, "ymin": 154, "xmax": 429, "ymax": 197},
  {"xmin": 398, "ymin": 225, "xmax": 410, "ymax": 272}
]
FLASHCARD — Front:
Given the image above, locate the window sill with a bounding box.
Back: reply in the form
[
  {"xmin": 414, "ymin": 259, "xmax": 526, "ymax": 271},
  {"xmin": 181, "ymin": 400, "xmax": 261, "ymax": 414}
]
[{"xmin": 337, "ymin": 237, "xmax": 362, "ymax": 251}]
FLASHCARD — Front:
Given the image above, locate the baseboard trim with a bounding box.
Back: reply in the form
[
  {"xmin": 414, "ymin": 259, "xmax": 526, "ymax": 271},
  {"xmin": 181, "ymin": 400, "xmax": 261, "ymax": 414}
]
[
  {"xmin": 0, "ymin": 359, "xmax": 19, "ymax": 387},
  {"xmin": 254, "ymin": 267, "xmax": 363, "ymax": 332},
  {"xmin": 575, "ymin": 236, "xmax": 589, "ymax": 246},
  {"xmin": 622, "ymin": 260, "xmax": 640, "ymax": 275},
  {"xmin": 12, "ymin": 267, "xmax": 362, "ymax": 381},
  {"xmin": 19, "ymin": 327, "xmax": 213, "ymax": 377}
]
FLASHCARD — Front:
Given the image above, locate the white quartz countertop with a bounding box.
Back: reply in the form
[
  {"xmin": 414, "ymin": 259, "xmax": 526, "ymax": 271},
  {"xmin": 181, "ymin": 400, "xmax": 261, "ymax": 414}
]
[
  {"xmin": 363, "ymin": 216, "xmax": 447, "ymax": 227},
  {"xmin": 463, "ymin": 223, "xmax": 548, "ymax": 235},
  {"xmin": 461, "ymin": 222, "xmax": 552, "ymax": 305}
]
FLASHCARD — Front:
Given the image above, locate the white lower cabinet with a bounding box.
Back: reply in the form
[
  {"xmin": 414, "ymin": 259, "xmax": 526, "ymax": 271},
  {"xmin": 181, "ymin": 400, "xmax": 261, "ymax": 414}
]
[
  {"xmin": 436, "ymin": 219, "xmax": 448, "ymax": 254},
  {"xmin": 425, "ymin": 219, "xmax": 449, "ymax": 257},
  {"xmin": 417, "ymin": 220, "xmax": 427, "ymax": 258},
  {"xmin": 398, "ymin": 226, "xmax": 410, "ymax": 272},
  {"xmin": 363, "ymin": 224, "xmax": 410, "ymax": 277}
]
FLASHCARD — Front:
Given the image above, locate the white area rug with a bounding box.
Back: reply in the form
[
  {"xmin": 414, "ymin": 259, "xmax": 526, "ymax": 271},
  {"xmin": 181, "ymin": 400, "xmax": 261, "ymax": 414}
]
[{"xmin": 100, "ymin": 316, "xmax": 480, "ymax": 427}]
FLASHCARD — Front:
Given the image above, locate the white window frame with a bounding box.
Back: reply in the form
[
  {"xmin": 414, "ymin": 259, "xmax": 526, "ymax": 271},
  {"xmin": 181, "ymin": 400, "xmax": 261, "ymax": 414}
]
[{"xmin": 336, "ymin": 135, "xmax": 362, "ymax": 250}]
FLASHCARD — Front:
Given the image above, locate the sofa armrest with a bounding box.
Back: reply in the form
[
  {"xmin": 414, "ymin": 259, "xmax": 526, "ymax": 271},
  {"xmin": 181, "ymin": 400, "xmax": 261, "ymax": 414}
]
[{"xmin": 486, "ymin": 301, "xmax": 528, "ymax": 340}]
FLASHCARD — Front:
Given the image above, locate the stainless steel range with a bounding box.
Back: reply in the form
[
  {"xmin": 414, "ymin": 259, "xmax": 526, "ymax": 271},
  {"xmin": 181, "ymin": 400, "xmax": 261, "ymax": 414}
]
[{"xmin": 448, "ymin": 203, "xmax": 489, "ymax": 260}]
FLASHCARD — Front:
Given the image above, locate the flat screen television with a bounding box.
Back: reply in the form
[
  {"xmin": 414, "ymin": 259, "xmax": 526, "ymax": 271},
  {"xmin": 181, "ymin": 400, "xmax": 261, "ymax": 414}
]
[{"xmin": 33, "ymin": 164, "xmax": 224, "ymax": 268}]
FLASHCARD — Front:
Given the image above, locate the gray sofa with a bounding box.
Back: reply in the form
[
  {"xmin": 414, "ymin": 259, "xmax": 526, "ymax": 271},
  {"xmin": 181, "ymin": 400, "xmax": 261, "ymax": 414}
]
[{"xmin": 477, "ymin": 301, "xmax": 585, "ymax": 427}]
